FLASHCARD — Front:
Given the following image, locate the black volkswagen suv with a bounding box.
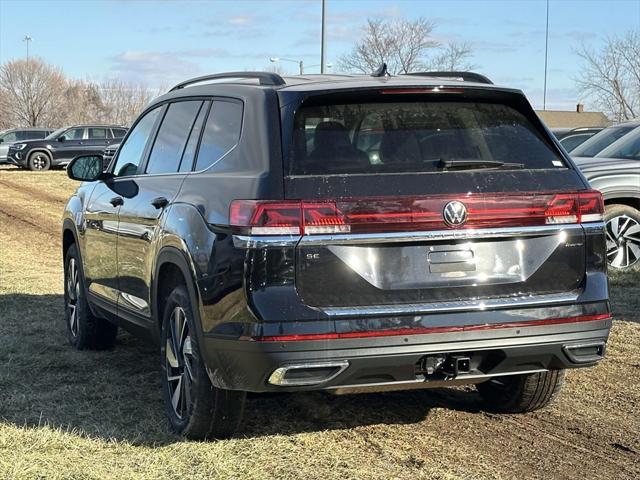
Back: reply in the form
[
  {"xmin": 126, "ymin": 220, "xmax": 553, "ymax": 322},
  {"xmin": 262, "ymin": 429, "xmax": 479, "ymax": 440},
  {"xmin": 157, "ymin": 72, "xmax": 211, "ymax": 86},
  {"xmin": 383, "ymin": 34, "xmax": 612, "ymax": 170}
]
[
  {"xmin": 62, "ymin": 71, "xmax": 611, "ymax": 439},
  {"xmin": 8, "ymin": 124, "xmax": 127, "ymax": 170}
]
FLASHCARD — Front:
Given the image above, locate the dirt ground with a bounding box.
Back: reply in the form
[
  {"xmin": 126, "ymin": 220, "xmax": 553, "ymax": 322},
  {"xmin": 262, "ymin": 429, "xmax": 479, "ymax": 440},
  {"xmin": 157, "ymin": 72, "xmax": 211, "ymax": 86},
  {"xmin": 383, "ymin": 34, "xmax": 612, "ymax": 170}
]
[{"xmin": 0, "ymin": 166, "xmax": 638, "ymax": 480}]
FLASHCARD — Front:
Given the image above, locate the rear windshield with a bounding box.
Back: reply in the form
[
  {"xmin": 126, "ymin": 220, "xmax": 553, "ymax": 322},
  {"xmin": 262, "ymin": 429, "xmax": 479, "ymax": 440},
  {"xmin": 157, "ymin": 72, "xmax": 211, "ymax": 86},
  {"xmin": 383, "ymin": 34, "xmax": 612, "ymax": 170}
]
[
  {"xmin": 570, "ymin": 125, "xmax": 636, "ymax": 157},
  {"xmin": 289, "ymin": 100, "xmax": 564, "ymax": 176}
]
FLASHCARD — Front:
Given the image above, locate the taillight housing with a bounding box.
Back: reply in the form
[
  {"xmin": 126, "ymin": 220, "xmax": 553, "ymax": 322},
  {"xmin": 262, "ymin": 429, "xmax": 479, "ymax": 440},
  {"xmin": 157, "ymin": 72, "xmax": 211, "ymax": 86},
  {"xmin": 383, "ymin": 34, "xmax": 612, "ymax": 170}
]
[{"xmin": 229, "ymin": 190, "xmax": 604, "ymax": 236}]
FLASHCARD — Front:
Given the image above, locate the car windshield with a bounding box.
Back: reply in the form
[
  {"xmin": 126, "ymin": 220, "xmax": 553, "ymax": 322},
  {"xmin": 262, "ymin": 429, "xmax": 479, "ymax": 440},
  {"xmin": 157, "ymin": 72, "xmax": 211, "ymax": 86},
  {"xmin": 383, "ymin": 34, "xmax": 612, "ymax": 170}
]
[
  {"xmin": 45, "ymin": 127, "xmax": 67, "ymax": 140},
  {"xmin": 597, "ymin": 128, "xmax": 640, "ymax": 160},
  {"xmin": 570, "ymin": 125, "xmax": 636, "ymax": 157},
  {"xmin": 289, "ymin": 100, "xmax": 564, "ymax": 176}
]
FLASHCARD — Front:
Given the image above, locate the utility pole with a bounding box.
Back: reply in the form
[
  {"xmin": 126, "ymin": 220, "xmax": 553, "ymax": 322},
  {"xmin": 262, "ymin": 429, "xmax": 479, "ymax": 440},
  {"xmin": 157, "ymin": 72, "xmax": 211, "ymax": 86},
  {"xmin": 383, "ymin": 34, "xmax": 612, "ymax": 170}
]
[
  {"xmin": 543, "ymin": 0, "xmax": 549, "ymax": 110},
  {"xmin": 299, "ymin": 60, "xmax": 304, "ymax": 75},
  {"xmin": 23, "ymin": 35, "xmax": 32, "ymax": 61},
  {"xmin": 320, "ymin": 0, "xmax": 327, "ymax": 74}
]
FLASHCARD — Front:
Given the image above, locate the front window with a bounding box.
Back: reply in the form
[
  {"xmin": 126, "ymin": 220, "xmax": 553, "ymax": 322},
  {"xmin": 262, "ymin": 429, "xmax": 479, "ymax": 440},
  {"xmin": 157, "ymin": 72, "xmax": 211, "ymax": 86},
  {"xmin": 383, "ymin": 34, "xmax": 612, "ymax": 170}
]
[
  {"xmin": 289, "ymin": 100, "xmax": 564, "ymax": 176},
  {"xmin": 112, "ymin": 106, "xmax": 162, "ymax": 177},
  {"xmin": 45, "ymin": 128, "xmax": 66, "ymax": 140},
  {"xmin": 59, "ymin": 128, "xmax": 84, "ymax": 141}
]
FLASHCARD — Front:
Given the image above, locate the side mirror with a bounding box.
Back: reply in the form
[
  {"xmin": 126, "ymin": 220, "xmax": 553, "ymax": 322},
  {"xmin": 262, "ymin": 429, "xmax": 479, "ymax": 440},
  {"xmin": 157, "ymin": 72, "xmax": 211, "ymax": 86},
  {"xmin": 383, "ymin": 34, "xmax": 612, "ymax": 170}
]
[
  {"xmin": 57, "ymin": 136, "xmax": 66, "ymax": 142},
  {"xmin": 67, "ymin": 155, "xmax": 106, "ymax": 182}
]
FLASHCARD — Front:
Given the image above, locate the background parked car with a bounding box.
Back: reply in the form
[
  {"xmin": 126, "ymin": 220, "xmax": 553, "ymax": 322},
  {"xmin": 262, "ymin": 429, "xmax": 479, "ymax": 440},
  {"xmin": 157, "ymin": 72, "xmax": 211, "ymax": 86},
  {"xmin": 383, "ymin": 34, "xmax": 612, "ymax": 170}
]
[
  {"xmin": 569, "ymin": 121, "xmax": 640, "ymax": 157},
  {"xmin": 552, "ymin": 127, "xmax": 603, "ymax": 152},
  {"xmin": 573, "ymin": 128, "xmax": 640, "ymax": 270},
  {"xmin": 0, "ymin": 127, "xmax": 55, "ymax": 163},
  {"xmin": 102, "ymin": 142, "xmax": 120, "ymax": 170},
  {"xmin": 7, "ymin": 125, "xmax": 128, "ymax": 171}
]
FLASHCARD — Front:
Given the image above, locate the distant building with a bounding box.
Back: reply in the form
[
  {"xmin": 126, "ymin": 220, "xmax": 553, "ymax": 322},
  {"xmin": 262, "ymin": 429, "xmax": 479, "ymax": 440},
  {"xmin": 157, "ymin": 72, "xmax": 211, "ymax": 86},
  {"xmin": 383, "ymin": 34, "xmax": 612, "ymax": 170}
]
[{"xmin": 535, "ymin": 104, "xmax": 610, "ymax": 129}]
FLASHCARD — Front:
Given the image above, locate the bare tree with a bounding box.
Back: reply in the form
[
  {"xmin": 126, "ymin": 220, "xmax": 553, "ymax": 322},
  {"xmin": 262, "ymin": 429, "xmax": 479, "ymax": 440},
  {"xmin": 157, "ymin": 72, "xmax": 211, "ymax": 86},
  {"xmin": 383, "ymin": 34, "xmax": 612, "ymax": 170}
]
[
  {"xmin": 338, "ymin": 18, "xmax": 439, "ymax": 74},
  {"xmin": 429, "ymin": 41, "xmax": 476, "ymax": 71},
  {"xmin": 97, "ymin": 79, "xmax": 156, "ymax": 125},
  {"xmin": 575, "ymin": 30, "xmax": 640, "ymax": 122},
  {"xmin": 0, "ymin": 58, "xmax": 67, "ymax": 127}
]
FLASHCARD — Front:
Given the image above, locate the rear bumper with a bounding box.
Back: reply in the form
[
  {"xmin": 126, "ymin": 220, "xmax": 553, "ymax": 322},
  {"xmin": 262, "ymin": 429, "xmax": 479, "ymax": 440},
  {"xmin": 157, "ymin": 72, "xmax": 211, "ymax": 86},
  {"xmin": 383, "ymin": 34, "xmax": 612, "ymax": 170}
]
[{"xmin": 202, "ymin": 317, "xmax": 611, "ymax": 393}]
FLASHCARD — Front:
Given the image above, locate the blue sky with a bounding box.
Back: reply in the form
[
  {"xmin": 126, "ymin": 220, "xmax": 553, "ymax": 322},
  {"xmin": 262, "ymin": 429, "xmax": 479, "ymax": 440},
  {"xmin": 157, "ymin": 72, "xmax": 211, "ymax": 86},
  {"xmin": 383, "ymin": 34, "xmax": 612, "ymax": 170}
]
[{"xmin": 1, "ymin": 0, "xmax": 639, "ymax": 110}]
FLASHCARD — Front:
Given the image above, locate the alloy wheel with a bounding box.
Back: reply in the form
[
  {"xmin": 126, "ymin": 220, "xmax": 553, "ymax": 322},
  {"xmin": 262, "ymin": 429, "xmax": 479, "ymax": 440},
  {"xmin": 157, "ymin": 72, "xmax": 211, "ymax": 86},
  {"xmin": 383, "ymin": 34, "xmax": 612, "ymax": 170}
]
[
  {"xmin": 32, "ymin": 154, "xmax": 47, "ymax": 170},
  {"xmin": 66, "ymin": 258, "xmax": 80, "ymax": 337},
  {"xmin": 165, "ymin": 306, "xmax": 195, "ymax": 419},
  {"xmin": 605, "ymin": 215, "xmax": 640, "ymax": 269}
]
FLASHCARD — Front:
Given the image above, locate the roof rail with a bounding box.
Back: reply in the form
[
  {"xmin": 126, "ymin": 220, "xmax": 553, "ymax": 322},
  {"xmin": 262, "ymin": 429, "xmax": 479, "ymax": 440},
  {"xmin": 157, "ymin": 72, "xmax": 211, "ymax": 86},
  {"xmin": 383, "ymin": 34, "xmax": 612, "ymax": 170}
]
[
  {"xmin": 169, "ymin": 72, "xmax": 286, "ymax": 91},
  {"xmin": 403, "ymin": 71, "xmax": 493, "ymax": 85}
]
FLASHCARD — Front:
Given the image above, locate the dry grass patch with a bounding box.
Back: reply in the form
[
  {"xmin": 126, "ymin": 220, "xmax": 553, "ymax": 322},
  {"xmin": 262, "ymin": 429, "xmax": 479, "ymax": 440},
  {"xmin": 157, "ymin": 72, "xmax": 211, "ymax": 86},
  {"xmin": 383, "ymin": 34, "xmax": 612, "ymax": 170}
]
[{"xmin": 1, "ymin": 167, "xmax": 639, "ymax": 479}]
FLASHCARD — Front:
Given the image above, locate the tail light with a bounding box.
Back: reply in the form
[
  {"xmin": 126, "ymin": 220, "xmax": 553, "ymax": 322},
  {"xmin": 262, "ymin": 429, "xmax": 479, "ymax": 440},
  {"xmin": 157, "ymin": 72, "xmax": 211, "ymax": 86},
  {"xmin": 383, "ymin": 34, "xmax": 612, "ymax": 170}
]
[{"xmin": 230, "ymin": 190, "xmax": 604, "ymax": 236}]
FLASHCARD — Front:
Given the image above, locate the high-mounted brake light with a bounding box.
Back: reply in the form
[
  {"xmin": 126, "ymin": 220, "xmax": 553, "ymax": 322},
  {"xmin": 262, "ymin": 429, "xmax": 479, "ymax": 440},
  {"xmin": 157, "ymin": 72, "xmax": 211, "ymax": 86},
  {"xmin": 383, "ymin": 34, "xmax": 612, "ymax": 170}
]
[{"xmin": 229, "ymin": 190, "xmax": 604, "ymax": 236}]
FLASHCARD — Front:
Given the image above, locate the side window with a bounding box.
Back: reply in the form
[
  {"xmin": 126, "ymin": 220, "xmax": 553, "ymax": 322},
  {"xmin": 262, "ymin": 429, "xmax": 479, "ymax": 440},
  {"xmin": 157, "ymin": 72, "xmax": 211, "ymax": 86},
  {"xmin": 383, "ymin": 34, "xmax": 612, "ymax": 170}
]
[
  {"xmin": 112, "ymin": 128, "xmax": 127, "ymax": 138},
  {"xmin": 30, "ymin": 131, "xmax": 47, "ymax": 139},
  {"xmin": 60, "ymin": 128, "xmax": 84, "ymax": 140},
  {"xmin": 179, "ymin": 101, "xmax": 209, "ymax": 172},
  {"xmin": 112, "ymin": 106, "xmax": 162, "ymax": 177},
  {"xmin": 2, "ymin": 132, "xmax": 18, "ymax": 142},
  {"xmin": 194, "ymin": 100, "xmax": 243, "ymax": 171},
  {"xmin": 146, "ymin": 101, "xmax": 203, "ymax": 175},
  {"xmin": 88, "ymin": 128, "xmax": 108, "ymax": 139}
]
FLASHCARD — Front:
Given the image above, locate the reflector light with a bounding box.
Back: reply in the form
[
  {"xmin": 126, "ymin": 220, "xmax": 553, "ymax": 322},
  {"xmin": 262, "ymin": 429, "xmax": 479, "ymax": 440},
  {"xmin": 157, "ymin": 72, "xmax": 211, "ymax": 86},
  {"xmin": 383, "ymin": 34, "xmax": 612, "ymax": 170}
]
[{"xmin": 229, "ymin": 190, "xmax": 604, "ymax": 236}]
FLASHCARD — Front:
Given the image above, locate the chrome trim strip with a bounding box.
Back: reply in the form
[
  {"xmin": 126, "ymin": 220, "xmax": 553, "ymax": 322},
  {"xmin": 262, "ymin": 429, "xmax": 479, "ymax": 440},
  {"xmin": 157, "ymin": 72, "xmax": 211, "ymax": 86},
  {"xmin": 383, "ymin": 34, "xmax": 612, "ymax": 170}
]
[
  {"xmin": 232, "ymin": 234, "xmax": 299, "ymax": 248},
  {"xmin": 321, "ymin": 291, "xmax": 580, "ymax": 318},
  {"xmin": 233, "ymin": 223, "xmax": 601, "ymax": 249},
  {"xmin": 300, "ymin": 223, "xmax": 581, "ymax": 245},
  {"xmin": 268, "ymin": 360, "xmax": 350, "ymax": 386}
]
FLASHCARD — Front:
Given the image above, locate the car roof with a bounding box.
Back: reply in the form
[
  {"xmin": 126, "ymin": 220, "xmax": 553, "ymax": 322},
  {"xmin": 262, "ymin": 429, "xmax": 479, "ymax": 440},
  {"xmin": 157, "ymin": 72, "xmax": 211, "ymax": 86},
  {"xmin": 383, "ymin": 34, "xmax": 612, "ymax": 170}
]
[{"xmin": 152, "ymin": 71, "xmax": 521, "ymax": 107}]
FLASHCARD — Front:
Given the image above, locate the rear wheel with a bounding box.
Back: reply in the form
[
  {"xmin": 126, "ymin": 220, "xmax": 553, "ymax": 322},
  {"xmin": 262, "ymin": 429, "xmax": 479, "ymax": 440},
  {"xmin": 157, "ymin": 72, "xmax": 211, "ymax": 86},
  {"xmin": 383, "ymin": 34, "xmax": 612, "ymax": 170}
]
[
  {"xmin": 160, "ymin": 285, "xmax": 245, "ymax": 440},
  {"xmin": 476, "ymin": 370, "xmax": 565, "ymax": 413},
  {"xmin": 28, "ymin": 151, "xmax": 51, "ymax": 171},
  {"xmin": 64, "ymin": 244, "xmax": 118, "ymax": 349},
  {"xmin": 605, "ymin": 204, "xmax": 640, "ymax": 270}
]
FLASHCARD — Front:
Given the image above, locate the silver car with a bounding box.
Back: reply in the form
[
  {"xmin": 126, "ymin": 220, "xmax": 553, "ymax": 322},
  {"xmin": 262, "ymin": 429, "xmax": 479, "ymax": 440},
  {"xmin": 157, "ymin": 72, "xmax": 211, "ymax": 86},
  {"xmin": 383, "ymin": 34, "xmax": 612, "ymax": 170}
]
[{"xmin": 0, "ymin": 128, "xmax": 55, "ymax": 163}]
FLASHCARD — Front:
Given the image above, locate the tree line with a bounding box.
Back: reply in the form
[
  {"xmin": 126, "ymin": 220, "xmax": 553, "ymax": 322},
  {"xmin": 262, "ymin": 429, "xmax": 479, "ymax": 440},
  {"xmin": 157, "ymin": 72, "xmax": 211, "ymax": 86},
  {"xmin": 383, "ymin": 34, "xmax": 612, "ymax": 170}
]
[
  {"xmin": 0, "ymin": 58, "xmax": 157, "ymax": 129},
  {"xmin": 1, "ymin": 17, "xmax": 638, "ymax": 129}
]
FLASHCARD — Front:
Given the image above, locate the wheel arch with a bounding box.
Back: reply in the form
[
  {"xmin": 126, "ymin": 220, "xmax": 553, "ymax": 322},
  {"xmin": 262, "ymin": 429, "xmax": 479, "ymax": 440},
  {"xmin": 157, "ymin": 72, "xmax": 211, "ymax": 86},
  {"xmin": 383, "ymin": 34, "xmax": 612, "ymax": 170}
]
[
  {"xmin": 604, "ymin": 195, "xmax": 640, "ymax": 212},
  {"xmin": 26, "ymin": 148, "xmax": 53, "ymax": 161},
  {"xmin": 153, "ymin": 247, "xmax": 204, "ymax": 346}
]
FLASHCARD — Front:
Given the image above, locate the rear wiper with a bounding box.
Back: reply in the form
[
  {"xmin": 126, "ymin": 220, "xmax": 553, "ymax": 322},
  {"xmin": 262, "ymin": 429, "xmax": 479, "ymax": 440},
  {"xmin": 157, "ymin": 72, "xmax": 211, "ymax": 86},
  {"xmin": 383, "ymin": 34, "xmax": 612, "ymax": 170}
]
[{"xmin": 437, "ymin": 158, "xmax": 525, "ymax": 170}]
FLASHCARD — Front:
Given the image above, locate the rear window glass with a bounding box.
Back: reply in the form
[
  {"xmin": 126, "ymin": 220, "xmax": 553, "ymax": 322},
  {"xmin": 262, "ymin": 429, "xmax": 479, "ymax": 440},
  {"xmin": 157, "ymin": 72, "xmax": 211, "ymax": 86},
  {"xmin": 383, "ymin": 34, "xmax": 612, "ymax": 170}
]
[{"xmin": 289, "ymin": 101, "xmax": 564, "ymax": 176}]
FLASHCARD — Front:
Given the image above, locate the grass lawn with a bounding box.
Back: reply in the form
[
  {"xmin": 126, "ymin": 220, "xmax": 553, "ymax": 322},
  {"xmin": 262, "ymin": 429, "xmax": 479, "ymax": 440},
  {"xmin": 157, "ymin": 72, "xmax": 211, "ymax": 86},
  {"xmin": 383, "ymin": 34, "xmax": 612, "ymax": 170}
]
[{"xmin": 1, "ymin": 166, "xmax": 638, "ymax": 479}]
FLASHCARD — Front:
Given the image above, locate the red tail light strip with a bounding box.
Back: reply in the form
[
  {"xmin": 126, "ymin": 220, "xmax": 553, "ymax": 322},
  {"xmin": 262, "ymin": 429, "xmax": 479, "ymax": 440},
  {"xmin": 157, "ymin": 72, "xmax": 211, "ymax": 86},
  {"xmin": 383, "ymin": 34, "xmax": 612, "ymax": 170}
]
[
  {"xmin": 230, "ymin": 191, "xmax": 604, "ymax": 236},
  {"xmin": 254, "ymin": 313, "xmax": 612, "ymax": 342}
]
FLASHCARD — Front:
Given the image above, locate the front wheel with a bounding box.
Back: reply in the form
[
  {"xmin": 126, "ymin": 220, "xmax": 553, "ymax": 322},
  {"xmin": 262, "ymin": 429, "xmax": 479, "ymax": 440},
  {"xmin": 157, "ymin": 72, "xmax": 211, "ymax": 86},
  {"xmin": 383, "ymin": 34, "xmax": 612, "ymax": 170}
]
[
  {"xmin": 160, "ymin": 285, "xmax": 245, "ymax": 440},
  {"xmin": 28, "ymin": 151, "xmax": 51, "ymax": 171},
  {"xmin": 476, "ymin": 370, "xmax": 565, "ymax": 413},
  {"xmin": 605, "ymin": 204, "xmax": 640, "ymax": 270},
  {"xmin": 64, "ymin": 244, "xmax": 118, "ymax": 349}
]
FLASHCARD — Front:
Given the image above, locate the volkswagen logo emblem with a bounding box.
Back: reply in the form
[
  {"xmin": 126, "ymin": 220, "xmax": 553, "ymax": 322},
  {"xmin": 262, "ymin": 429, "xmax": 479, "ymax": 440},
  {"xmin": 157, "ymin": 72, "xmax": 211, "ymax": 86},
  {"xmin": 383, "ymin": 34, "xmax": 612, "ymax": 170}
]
[{"xmin": 443, "ymin": 201, "xmax": 468, "ymax": 226}]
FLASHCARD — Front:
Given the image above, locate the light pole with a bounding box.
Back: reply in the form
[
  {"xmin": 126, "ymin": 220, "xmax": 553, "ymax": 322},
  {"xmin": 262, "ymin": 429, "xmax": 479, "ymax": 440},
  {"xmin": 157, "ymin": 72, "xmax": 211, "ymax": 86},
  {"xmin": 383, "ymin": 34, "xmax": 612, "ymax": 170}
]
[
  {"xmin": 321, "ymin": 0, "xmax": 327, "ymax": 74},
  {"xmin": 543, "ymin": 0, "xmax": 549, "ymax": 110},
  {"xmin": 270, "ymin": 57, "xmax": 304, "ymax": 75},
  {"xmin": 23, "ymin": 35, "xmax": 32, "ymax": 61}
]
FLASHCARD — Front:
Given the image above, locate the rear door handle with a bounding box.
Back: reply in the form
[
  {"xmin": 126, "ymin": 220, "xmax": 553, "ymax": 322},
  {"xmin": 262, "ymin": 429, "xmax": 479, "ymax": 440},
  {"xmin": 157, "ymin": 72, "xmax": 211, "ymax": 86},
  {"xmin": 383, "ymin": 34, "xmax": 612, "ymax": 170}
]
[
  {"xmin": 151, "ymin": 197, "xmax": 169, "ymax": 209},
  {"xmin": 109, "ymin": 196, "xmax": 123, "ymax": 207}
]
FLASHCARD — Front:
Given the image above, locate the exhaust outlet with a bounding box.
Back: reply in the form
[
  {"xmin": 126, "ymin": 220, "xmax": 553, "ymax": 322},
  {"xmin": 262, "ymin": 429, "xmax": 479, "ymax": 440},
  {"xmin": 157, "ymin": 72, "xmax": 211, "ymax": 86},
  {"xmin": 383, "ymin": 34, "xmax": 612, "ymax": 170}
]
[{"xmin": 268, "ymin": 361, "xmax": 349, "ymax": 386}]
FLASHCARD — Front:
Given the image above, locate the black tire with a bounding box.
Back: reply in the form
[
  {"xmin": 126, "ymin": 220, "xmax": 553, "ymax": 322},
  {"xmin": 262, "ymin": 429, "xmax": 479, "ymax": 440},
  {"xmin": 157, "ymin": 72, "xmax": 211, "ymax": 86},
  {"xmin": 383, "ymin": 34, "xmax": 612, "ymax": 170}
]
[
  {"xmin": 160, "ymin": 285, "xmax": 245, "ymax": 440},
  {"xmin": 604, "ymin": 204, "xmax": 640, "ymax": 270},
  {"xmin": 64, "ymin": 244, "xmax": 118, "ymax": 350},
  {"xmin": 476, "ymin": 370, "xmax": 565, "ymax": 413},
  {"xmin": 27, "ymin": 151, "xmax": 51, "ymax": 171}
]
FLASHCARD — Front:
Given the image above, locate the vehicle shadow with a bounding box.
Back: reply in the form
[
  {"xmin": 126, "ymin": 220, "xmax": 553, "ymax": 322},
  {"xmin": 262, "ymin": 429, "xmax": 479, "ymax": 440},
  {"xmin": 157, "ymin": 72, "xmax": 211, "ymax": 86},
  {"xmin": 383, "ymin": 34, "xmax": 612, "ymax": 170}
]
[{"xmin": 0, "ymin": 293, "xmax": 484, "ymax": 445}]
